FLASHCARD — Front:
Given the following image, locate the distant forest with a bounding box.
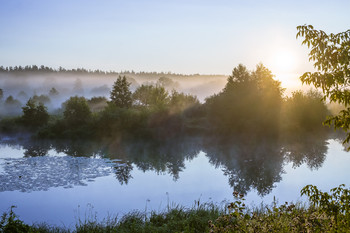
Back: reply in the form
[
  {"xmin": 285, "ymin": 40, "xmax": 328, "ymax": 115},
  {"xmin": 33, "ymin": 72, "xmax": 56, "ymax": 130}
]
[{"xmin": 0, "ymin": 65, "xmax": 221, "ymax": 77}]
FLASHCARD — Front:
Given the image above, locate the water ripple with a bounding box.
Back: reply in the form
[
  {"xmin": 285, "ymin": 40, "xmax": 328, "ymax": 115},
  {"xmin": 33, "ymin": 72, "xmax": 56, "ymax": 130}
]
[{"xmin": 0, "ymin": 156, "xmax": 116, "ymax": 192}]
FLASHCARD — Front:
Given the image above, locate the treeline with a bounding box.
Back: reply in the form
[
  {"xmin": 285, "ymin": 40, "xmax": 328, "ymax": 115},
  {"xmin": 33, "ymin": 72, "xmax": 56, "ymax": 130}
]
[
  {"xmin": 0, "ymin": 65, "xmax": 202, "ymax": 77},
  {"xmin": 0, "ymin": 64, "xmax": 330, "ymax": 140}
]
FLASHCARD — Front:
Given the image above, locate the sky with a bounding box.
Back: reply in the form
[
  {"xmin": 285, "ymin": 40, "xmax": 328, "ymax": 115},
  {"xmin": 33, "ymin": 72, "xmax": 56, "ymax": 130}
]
[{"xmin": 0, "ymin": 0, "xmax": 349, "ymax": 86}]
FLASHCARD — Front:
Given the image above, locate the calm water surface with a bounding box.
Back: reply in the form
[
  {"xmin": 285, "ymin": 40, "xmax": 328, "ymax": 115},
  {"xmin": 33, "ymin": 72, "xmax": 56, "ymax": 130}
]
[{"xmin": 0, "ymin": 134, "xmax": 349, "ymax": 227}]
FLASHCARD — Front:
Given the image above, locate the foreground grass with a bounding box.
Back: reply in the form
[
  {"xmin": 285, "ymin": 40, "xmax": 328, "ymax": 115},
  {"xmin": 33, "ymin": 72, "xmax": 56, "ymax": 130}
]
[{"xmin": 2, "ymin": 185, "xmax": 350, "ymax": 232}]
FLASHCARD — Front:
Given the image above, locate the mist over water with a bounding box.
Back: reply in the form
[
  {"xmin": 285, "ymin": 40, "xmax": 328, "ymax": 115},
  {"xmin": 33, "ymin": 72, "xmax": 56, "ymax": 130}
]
[{"xmin": 0, "ymin": 71, "xmax": 227, "ymax": 116}]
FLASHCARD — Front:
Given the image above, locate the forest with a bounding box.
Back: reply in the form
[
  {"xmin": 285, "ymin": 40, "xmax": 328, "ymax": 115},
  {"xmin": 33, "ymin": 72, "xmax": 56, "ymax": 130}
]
[{"xmin": 0, "ymin": 63, "xmax": 331, "ymax": 142}]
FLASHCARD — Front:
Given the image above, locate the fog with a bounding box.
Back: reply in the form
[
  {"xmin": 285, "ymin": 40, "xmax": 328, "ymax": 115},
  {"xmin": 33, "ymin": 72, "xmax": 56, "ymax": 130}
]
[{"xmin": 0, "ymin": 70, "xmax": 227, "ymax": 116}]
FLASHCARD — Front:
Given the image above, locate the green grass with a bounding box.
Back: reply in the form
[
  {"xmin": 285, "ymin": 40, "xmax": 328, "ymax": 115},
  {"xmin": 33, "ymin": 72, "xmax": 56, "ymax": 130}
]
[{"xmin": 2, "ymin": 185, "xmax": 350, "ymax": 232}]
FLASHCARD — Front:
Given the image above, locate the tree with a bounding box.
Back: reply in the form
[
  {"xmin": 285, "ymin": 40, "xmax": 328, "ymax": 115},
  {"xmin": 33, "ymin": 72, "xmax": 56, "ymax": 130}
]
[
  {"xmin": 296, "ymin": 25, "xmax": 350, "ymax": 143},
  {"xmin": 22, "ymin": 98, "xmax": 49, "ymax": 127},
  {"xmin": 282, "ymin": 90, "xmax": 329, "ymax": 133},
  {"xmin": 31, "ymin": 94, "xmax": 51, "ymax": 105},
  {"xmin": 49, "ymin": 87, "xmax": 59, "ymax": 96},
  {"xmin": 132, "ymin": 84, "xmax": 170, "ymax": 109},
  {"xmin": 205, "ymin": 64, "xmax": 283, "ymax": 135},
  {"xmin": 0, "ymin": 88, "xmax": 3, "ymax": 101},
  {"xmin": 4, "ymin": 95, "xmax": 22, "ymax": 108},
  {"xmin": 87, "ymin": 96, "xmax": 108, "ymax": 112},
  {"xmin": 63, "ymin": 96, "xmax": 91, "ymax": 125},
  {"xmin": 156, "ymin": 77, "xmax": 180, "ymax": 90},
  {"xmin": 169, "ymin": 90, "xmax": 199, "ymax": 113},
  {"xmin": 110, "ymin": 75, "xmax": 132, "ymax": 108}
]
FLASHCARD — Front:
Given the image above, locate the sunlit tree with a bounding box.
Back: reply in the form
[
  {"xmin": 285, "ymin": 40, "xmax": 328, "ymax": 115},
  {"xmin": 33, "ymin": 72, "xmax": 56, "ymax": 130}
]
[
  {"xmin": 206, "ymin": 64, "xmax": 283, "ymax": 135},
  {"xmin": 133, "ymin": 84, "xmax": 169, "ymax": 109}
]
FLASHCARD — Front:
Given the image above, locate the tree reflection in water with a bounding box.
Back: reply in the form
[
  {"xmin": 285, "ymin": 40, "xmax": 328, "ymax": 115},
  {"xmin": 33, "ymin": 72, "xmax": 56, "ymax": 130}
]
[
  {"xmin": 203, "ymin": 135, "xmax": 284, "ymax": 196},
  {"xmin": 282, "ymin": 129, "xmax": 329, "ymax": 170},
  {"xmin": 0, "ymin": 130, "xmax": 338, "ymax": 195}
]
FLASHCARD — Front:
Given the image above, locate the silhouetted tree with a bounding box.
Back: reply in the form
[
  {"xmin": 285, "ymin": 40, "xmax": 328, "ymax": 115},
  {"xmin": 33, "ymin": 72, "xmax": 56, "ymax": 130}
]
[
  {"xmin": 110, "ymin": 76, "xmax": 132, "ymax": 108},
  {"xmin": 63, "ymin": 96, "xmax": 92, "ymax": 125},
  {"xmin": 22, "ymin": 98, "xmax": 49, "ymax": 127}
]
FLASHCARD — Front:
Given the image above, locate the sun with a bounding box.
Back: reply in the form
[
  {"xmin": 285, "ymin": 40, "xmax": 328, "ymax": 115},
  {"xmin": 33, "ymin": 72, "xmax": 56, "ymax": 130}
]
[
  {"xmin": 271, "ymin": 49, "xmax": 297, "ymax": 73},
  {"xmin": 266, "ymin": 48, "xmax": 300, "ymax": 88}
]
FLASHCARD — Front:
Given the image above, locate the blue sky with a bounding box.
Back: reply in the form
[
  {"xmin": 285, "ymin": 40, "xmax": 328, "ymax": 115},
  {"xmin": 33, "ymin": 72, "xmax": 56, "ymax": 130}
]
[{"xmin": 0, "ymin": 0, "xmax": 349, "ymax": 77}]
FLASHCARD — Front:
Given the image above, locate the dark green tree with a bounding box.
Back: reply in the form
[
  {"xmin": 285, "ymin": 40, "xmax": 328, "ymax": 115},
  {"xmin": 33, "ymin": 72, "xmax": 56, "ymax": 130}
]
[
  {"xmin": 0, "ymin": 88, "xmax": 3, "ymax": 101},
  {"xmin": 63, "ymin": 96, "xmax": 92, "ymax": 125},
  {"xmin": 22, "ymin": 98, "xmax": 49, "ymax": 127},
  {"xmin": 110, "ymin": 75, "xmax": 132, "ymax": 108},
  {"xmin": 87, "ymin": 96, "xmax": 108, "ymax": 112},
  {"xmin": 296, "ymin": 25, "xmax": 350, "ymax": 144},
  {"xmin": 169, "ymin": 90, "xmax": 199, "ymax": 113}
]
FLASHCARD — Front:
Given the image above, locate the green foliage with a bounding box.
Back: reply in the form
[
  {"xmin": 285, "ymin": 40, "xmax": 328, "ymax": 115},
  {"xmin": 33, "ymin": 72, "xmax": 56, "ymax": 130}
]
[
  {"xmin": 3, "ymin": 185, "xmax": 350, "ymax": 232},
  {"xmin": 96, "ymin": 103, "xmax": 149, "ymax": 138},
  {"xmin": 169, "ymin": 90, "xmax": 199, "ymax": 114},
  {"xmin": 297, "ymin": 25, "xmax": 350, "ymax": 144},
  {"xmin": 110, "ymin": 75, "xmax": 132, "ymax": 108},
  {"xmin": 21, "ymin": 98, "xmax": 49, "ymax": 128},
  {"xmin": 0, "ymin": 117, "xmax": 23, "ymax": 133},
  {"xmin": 87, "ymin": 96, "xmax": 107, "ymax": 112},
  {"xmin": 0, "ymin": 206, "xmax": 31, "ymax": 233},
  {"xmin": 0, "ymin": 88, "xmax": 3, "ymax": 101},
  {"xmin": 132, "ymin": 84, "xmax": 170, "ymax": 110},
  {"xmin": 282, "ymin": 90, "xmax": 329, "ymax": 133},
  {"xmin": 301, "ymin": 184, "xmax": 350, "ymax": 229},
  {"xmin": 210, "ymin": 184, "xmax": 350, "ymax": 232},
  {"xmin": 63, "ymin": 96, "xmax": 92, "ymax": 125},
  {"xmin": 206, "ymin": 64, "xmax": 283, "ymax": 135}
]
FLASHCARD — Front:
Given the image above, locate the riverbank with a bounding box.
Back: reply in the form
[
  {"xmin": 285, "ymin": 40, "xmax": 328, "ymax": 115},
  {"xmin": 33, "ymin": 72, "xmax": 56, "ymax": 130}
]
[{"xmin": 2, "ymin": 185, "xmax": 349, "ymax": 233}]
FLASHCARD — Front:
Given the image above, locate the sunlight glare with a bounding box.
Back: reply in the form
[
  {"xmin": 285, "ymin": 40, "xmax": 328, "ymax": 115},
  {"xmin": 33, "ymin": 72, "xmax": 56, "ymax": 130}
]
[{"xmin": 272, "ymin": 49, "xmax": 297, "ymax": 73}]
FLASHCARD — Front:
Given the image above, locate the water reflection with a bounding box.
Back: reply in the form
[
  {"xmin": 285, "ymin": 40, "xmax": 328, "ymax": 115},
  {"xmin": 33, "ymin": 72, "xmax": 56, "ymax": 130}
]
[
  {"xmin": 203, "ymin": 136, "xmax": 283, "ymax": 196},
  {"xmin": 282, "ymin": 130, "xmax": 329, "ymax": 170},
  {"xmin": 105, "ymin": 138, "xmax": 201, "ymax": 181},
  {"xmin": 0, "ymin": 129, "xmax": 341, "ymax": 195}
]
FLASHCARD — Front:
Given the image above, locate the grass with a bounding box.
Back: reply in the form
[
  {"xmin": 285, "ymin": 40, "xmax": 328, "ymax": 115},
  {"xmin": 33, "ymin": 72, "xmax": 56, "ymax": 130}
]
[{"xmin": 2, "ymin": 185, "xmax": 350, "ymax": 232}]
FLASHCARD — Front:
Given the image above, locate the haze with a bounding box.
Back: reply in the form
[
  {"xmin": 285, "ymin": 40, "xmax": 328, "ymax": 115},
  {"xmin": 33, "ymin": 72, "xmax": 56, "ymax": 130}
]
[{"xmin": 1, "ymin": 1, "xmax": 350, "ymax": 87}]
